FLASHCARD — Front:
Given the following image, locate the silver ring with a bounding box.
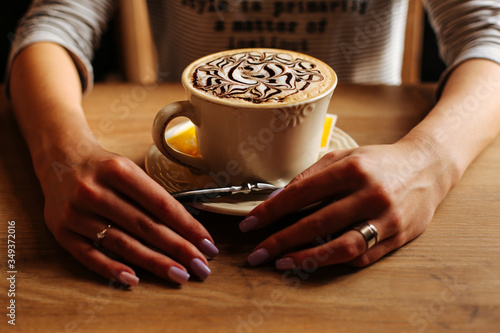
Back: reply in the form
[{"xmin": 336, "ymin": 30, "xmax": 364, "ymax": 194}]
[
  {"xmin": 353, "ymin": 222, "xmax": 379, "ymax": 250},
  {"xmin": 95, "ymin": 224, "xmax": 111, "ymax": 247}
]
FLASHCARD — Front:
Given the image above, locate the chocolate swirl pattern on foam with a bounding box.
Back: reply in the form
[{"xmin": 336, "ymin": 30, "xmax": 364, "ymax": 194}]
[{"xmin": 192, "ymin": 51, "xmax": 325, "ymax": 104}]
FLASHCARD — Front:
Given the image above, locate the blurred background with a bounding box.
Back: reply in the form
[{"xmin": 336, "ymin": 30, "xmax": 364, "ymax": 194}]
[{"xmin": 1, "ymin": 1, "xmax": 446, "ymax": 85}]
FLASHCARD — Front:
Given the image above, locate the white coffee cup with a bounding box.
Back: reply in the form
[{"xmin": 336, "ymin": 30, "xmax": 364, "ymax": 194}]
[{"xmin": 152, "ymin": 48, "xmax": 337, "ymax": 186}]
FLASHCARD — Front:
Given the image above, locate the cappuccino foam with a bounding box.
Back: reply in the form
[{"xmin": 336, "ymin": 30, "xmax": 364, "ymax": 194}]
[{"xmin": 185, "ymin": 49, "xmax": 336, "ymax": 106}]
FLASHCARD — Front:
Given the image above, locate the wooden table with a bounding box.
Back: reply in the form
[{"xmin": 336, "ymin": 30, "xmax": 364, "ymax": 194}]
[{"xmin": 1, "ymin": 83, "xmax": 499, "ymax": 332}]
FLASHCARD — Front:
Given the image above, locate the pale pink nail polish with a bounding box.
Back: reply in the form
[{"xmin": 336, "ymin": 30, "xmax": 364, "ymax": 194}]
[
  {"xmin": 190, "ymin": 258, "xmax": 211, "ymax": 281},
  {"xmin": 239, "ymin": 215, "xmax": 259, "ymax": 232},
  {"xmin": 275, "ymin": 257, "xmax": 296, "ymax": 270},
  {"xmin": 119, "ymin": 271, "xmax": 140, "ymax": 287},
  {"xmin": 167, "ymin": 266, "xmax": 190, "ymax": 285},
  {"xmin": 267, "ymin": 188, "xmax": 284, "ymax": 200},
  {"xmin": 199, "ymin": 238, "xmax": 219, "ymax": 258},
  {"xmin": 248, "ymin": 248, "xmax": 269, "ymax": 266}
]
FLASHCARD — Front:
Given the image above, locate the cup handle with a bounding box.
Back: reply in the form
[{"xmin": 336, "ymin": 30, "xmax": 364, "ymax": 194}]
[{"xmin": 152, "ymin": 101, "xmax": 207, "ymax": 171}]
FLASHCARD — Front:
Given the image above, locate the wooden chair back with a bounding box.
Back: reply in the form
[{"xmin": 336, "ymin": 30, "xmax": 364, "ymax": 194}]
[{"xmin": 402, "ymin": 0, "xmax": 424, "ymax": 83}]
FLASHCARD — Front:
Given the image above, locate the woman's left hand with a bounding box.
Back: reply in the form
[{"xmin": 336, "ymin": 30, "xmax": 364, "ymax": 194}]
[{"xmin": 239, "ymin": 140, "xmax": 453, "ymax": 269}]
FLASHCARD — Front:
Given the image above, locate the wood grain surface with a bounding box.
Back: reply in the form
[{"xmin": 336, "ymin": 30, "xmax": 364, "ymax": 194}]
[{"xmin": 0, "ymin": 83, "xmax": 498, "ymax": 333}]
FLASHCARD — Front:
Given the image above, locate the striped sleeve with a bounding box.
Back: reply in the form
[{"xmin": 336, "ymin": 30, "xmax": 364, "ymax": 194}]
[
  {"xmin": 423, "ymin": 0, "xmax": 500, "ymax": 90},
  {"xmin": 5, "ymin": 0, "xmax": 116, "ymax": 95}
]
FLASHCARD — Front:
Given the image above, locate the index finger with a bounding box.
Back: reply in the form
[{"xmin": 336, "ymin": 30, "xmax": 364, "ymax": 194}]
[
  {"xmin": 100, "ymin": 158, "xmax": 218, "ymax": 256},
  {"xmin": 240, "ymin": 157, "xmax": 357, "ymax": 232},
  {"xmin": 288, "ymin": 149, "xmax": 354, "ymax": 185}
]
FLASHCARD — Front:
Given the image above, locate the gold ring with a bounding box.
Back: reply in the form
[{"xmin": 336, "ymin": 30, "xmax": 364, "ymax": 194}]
[
  {"xmin": 95, "ymin": 224, "xmax": 112, "ymax": 247},
  {"xmin": 353, "ymin": 222, "xmax": 379, "ymax": 250}
]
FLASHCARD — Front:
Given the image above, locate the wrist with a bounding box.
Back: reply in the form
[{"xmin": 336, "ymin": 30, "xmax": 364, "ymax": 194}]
[
  {"xmin": 31, "ymin": 125, "xmax": 101, "ymax": 184},
  {"xmin": 396, "ymin": 130, "xmax": 462, "ymax": 199}
]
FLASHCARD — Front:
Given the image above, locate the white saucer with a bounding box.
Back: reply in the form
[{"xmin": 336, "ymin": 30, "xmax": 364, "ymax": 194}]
[{"xmin": 145, "ymin": 127, "xmax": 358, "ymax": 216}]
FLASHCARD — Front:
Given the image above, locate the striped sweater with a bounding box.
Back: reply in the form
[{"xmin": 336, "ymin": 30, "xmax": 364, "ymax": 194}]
[{"xmin": 7, "ymin": 0, "xmax": 500, "ymax": 93}]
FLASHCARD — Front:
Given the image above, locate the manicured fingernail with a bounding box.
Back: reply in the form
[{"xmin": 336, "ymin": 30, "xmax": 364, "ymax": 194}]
[
  {"xmin": 190, "ymin": 258, "xmax": 211, "ymax": 281},
  {"xmin": 239, "ymin": 215, "xmax": 259, "ymax": 232},
  {"xmin": 275, "ymin": 257, "xmax": 296, "ymax": 270},
  {"xmin": 167, "ymin": 266, "xmax": 190, "ymax": 285},
  {"xmin": 248, "ymin": 248, "xmax": 269, "ymax": 266},
  {"xmin": 267, "ymin": 188, "xmax": 284, "ymax": 200},
  {"xmin": 199, "ymin": 238, "xmax": 219, "ymax": 258},
  {"xmin": 119, "ymin": 271, "xmax": 140, "ymax": 287}
]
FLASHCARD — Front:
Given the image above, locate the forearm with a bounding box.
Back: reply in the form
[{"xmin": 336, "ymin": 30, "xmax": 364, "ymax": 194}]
[
  {"xmin": 9, "ymin": 42, "xmax": 97, "ymax": 179},
  {"xmin": 400, "ymin": 59, "xmax": 500, "ymax": 194},
  {"xmin": 9, "ymin": 43, "xmax": 216, "ymax": 286}
]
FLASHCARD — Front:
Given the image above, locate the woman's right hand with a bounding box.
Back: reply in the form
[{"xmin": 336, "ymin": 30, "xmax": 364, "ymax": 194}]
[
  {"xmin": 9, "ymin": 42, "xmax": 218, "ymax": 287},
  {"xmin": 38, "ymin": 143, "xmax": 218, "ymax": 287}
]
